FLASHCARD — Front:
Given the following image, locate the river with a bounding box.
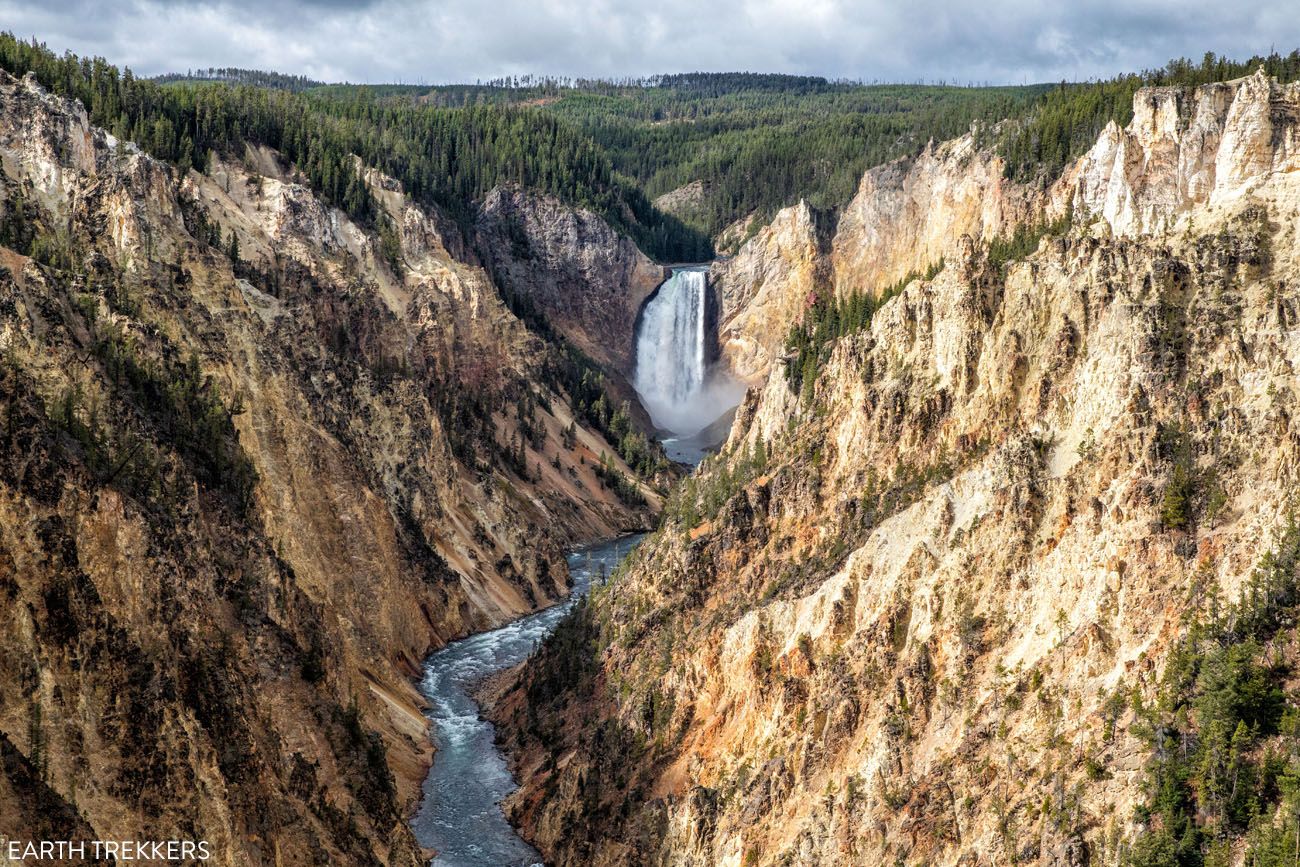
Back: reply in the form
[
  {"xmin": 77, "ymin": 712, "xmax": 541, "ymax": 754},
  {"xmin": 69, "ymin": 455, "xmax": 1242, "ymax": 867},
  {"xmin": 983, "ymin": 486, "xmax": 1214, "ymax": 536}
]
[{"xmin": 410, "ymin": 534, "xmax": 644, "ymax": 866}]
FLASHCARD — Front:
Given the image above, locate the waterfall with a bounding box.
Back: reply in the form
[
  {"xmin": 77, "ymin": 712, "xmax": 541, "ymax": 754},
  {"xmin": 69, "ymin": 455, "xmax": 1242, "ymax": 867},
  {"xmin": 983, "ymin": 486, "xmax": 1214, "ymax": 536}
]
[{"xmin": 633, "ymin": 267, "xmax": 715, "ymax": 435}]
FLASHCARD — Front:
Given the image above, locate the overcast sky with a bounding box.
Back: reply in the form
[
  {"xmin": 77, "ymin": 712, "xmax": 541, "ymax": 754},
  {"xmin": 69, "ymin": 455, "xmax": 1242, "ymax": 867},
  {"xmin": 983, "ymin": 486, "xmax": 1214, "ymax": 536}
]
[{"xmin": 2, "ymin": 0, "xmax": 1297, "ymax": 85}]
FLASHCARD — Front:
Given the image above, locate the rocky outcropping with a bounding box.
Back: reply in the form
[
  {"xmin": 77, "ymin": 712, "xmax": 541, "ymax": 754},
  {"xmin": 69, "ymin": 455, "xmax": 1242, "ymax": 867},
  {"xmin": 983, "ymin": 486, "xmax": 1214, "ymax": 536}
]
[
  {"xmin": 495, "ymin": 71, "xmax": 1300, "ymax": 866},
  {"xmin": 714, "ymin": 70, "xmax": 1300, "ymax": 390},
  {"xmin": 711, "ymin": 129, "xmax": 1044, "ymax": 386},
  {"xmin": 653, "ymin": 180, "xmax": 709, "ymax": 220},
  {"xmin": 709, "ymin": 201, "xmax": 830, "ymax": 383},
  {"xmin": 1069, "ymin": 68, "xmax": 1300, "ymax": 237},
  {"xmin": 832, "ymin": 128, "xmax": 1042, "ymax": 291}
]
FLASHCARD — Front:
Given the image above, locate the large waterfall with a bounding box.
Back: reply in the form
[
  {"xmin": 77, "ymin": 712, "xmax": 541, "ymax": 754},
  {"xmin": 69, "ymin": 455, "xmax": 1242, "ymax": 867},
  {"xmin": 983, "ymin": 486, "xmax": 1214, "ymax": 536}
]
[
  {"xmin": 634, "ymin": 268, "xmax": 708, "ymax": 432},
  {"xmin": 634, "ymin": 267, "xmax": 743, "ymax": 446}
]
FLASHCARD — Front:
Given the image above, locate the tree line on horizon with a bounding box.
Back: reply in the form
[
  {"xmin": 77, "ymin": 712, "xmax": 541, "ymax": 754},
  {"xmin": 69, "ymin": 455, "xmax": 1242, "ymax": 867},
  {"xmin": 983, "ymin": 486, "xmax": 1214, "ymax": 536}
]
[{"xmin": 152, "ymin": 67, "xmax": 326, "ymax": 92}]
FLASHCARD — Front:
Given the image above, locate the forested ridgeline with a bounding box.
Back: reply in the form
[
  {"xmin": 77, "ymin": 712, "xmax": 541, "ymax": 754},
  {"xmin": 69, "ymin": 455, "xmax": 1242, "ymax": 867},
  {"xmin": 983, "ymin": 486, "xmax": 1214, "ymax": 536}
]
[
  {"xmin": 998, "ymin": 50, "xmax": 1300, "ymax": 181},
  {"xmin": 0, "ymin": 33, "xmax": 709, "ymax": 262},
  {"xmin": 328, "ymin": 53, "xmax": 1300, "ymax": 244},
  {"xmin": 375, "ymin": 73, "xmax": 1054, "ymax": 241},
  {"xmin": 152, "ymin": 66, "xmax": 326, "ymax": 92}
]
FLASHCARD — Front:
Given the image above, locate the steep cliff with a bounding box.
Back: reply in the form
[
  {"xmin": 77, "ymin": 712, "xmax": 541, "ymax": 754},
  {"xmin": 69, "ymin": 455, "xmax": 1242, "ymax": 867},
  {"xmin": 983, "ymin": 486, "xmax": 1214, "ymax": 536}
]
[
  {"xmin": 713, "ymin": 69, "xmax": 1300, "ymax": 391},
  {"xmin": 709, "ymin": 202, "xmax": 831, "ymax": 384},
  {"xmin": 496, "ymin": 70, "xmax": 1300, "ymax": 866},
  {"xmin": 0, "ymin": 69, "xmax": 657, "ymax": 865},
  {"xmin": 474, "ymin": 185, "xmax": 668, "ymax": 375},
  {"xmin": 1068, "ymin": 70, "xmax": 1300, "ymax": 238},
  {"xmin": 831, "ymin": 128, "xmax": 1044, "ymax": 296},
  {"xmin": 711, "ymin": 127, "xmax": 1047, "ymax": 387}
]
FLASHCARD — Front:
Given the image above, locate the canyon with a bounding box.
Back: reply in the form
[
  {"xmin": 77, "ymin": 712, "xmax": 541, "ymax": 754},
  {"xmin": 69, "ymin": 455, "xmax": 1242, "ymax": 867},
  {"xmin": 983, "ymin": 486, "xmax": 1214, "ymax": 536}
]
[
  {"xmin": 0, "ymin": 68, "xmax": 663, "ymax": 865},
  {"xmin": 5, "ymin": 39, "xmax": 1300, "ymax": 867}
]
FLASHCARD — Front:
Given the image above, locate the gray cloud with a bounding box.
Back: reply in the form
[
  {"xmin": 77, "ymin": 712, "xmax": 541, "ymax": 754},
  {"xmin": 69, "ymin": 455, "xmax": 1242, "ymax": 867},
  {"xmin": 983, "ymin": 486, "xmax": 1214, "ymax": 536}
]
[{"xmin": 2, "ymin": 0, "xmax": 1297, "ymax": 84}]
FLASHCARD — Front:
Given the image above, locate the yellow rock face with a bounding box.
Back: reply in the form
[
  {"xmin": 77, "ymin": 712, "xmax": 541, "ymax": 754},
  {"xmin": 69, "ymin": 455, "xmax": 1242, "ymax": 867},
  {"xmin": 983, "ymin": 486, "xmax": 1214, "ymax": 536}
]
[
  {"xmin": 496, "ymin": 72, "xmax": 1300, "ymax": 867},
  {"xmin": 713, "ymin": 69, "xmax": 1300, "ymax": 398}
]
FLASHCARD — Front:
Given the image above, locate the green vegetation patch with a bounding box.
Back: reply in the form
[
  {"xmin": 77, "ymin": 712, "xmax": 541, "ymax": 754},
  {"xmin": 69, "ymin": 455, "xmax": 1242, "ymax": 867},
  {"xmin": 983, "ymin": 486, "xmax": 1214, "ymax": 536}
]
[{"xmin": 1126, "ymin": 520, "xmax": 1300, "ymax": 866}]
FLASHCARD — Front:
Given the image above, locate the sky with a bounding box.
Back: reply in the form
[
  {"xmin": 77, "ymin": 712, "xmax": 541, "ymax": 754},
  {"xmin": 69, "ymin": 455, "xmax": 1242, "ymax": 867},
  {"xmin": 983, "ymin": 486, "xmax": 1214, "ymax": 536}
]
[{"xmin": 2, "ymin": 0, "xmax": 1298, "ymax": 86}]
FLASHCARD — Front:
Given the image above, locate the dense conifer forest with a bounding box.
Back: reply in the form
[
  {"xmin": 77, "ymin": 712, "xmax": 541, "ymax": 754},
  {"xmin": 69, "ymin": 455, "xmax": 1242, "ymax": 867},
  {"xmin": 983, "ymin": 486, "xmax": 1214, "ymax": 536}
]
[
  {"xmin": 152, "ymin": 67, "xmax": 326, "ymax": 92},
  {"xmin": 368, "ymin": 74, "xmax": 1054, "ymax": 239},
  {"xmin": 311, "ymin": 52, "xmax": 1300, "ymax": 242}
]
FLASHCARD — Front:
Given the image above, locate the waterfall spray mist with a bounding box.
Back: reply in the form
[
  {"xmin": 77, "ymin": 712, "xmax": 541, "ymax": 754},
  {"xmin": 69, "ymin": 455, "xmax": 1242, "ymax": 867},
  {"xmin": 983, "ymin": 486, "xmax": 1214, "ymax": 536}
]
[{"xmin": 634, "ymin": 267, "xmax": 744, "ymax": 436}]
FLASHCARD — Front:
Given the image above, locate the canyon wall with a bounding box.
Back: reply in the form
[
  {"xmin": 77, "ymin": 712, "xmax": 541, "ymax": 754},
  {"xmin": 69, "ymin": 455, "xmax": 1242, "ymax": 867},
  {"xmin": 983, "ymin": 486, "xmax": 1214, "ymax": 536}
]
[
  {"xmin": 709, "ymin": 202, "xmax": 830, "ymax": 383},
  {"xmin": 711, "ymin": 130, "xmax": 1047, "ymax": 385},
  {"xmin": 497, "ymin": 70, "xmax": 1300, "ymax": 866},
  {"xmin": 474, "ymin": 185, "xmax": 667, "ymax": 375},
  {"xmin": 714, "ymin": 69, "xmax": 1300, "ymax": 390}
]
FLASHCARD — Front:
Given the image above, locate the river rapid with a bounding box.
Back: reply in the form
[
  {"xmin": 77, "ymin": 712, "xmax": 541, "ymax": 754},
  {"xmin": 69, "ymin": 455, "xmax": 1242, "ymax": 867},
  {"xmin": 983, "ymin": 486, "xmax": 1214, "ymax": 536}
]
[{"xmin": 410, "ymin": 535, "xmax": 643, "ymax": 866}]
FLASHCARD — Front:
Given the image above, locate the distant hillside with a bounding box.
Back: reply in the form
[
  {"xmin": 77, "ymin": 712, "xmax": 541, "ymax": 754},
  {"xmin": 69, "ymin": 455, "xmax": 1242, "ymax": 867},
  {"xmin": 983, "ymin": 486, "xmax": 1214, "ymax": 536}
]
[{"xmin": 154, "ymin": 66, "xmax": 326, "ymax": 91}]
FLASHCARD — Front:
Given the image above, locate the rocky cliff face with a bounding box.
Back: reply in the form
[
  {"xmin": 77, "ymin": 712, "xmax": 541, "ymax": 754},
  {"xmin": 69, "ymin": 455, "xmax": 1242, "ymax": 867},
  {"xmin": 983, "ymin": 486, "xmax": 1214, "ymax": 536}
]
[
  {"xmin": 474, "ymin": 185, "xmax": 667, "ymax": 375},
  {"xmin": 0, "ymin": 70, "xmax": 657, "ymax": 865},
  {"xmin": 832, "ymin": 128, "xmax": 1047, "ymax": 289},
  {"xmin": 711, "ymin": 128, "xmax": 1046, "ymax": 386},
  {"xmin": 714, "ymin": 70, "xmax": 1300, "ymax": 391},
  {"xmin": 1069, "ymin": 70, "xmax": 1300, "ymax": 238},
  {"xmin": 495, "ymin": 71, "xmax": 1300, "ymax": 866},
  {"xmin": 709, "ymin": 202, "xmax": 830, "ymax": 383},
  {"xmin": 653, "ymin": 180, "xmax": 709, "ymax": 220}
]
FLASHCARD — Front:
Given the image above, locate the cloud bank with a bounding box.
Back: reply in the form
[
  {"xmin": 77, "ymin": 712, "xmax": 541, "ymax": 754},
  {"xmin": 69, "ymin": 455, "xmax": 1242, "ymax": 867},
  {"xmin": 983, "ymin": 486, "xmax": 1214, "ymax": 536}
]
[{"xmin": 2, "ymin": 0, "xmax": 1296, "ymax": 85}]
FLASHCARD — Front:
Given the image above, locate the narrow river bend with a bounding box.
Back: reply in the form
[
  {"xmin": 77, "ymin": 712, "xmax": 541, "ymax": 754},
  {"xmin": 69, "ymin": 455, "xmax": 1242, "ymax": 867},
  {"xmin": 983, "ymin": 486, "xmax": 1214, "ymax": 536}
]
[{"xmin": 410, "ymin": 535, "xmax": 644, "ymax": 867}]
